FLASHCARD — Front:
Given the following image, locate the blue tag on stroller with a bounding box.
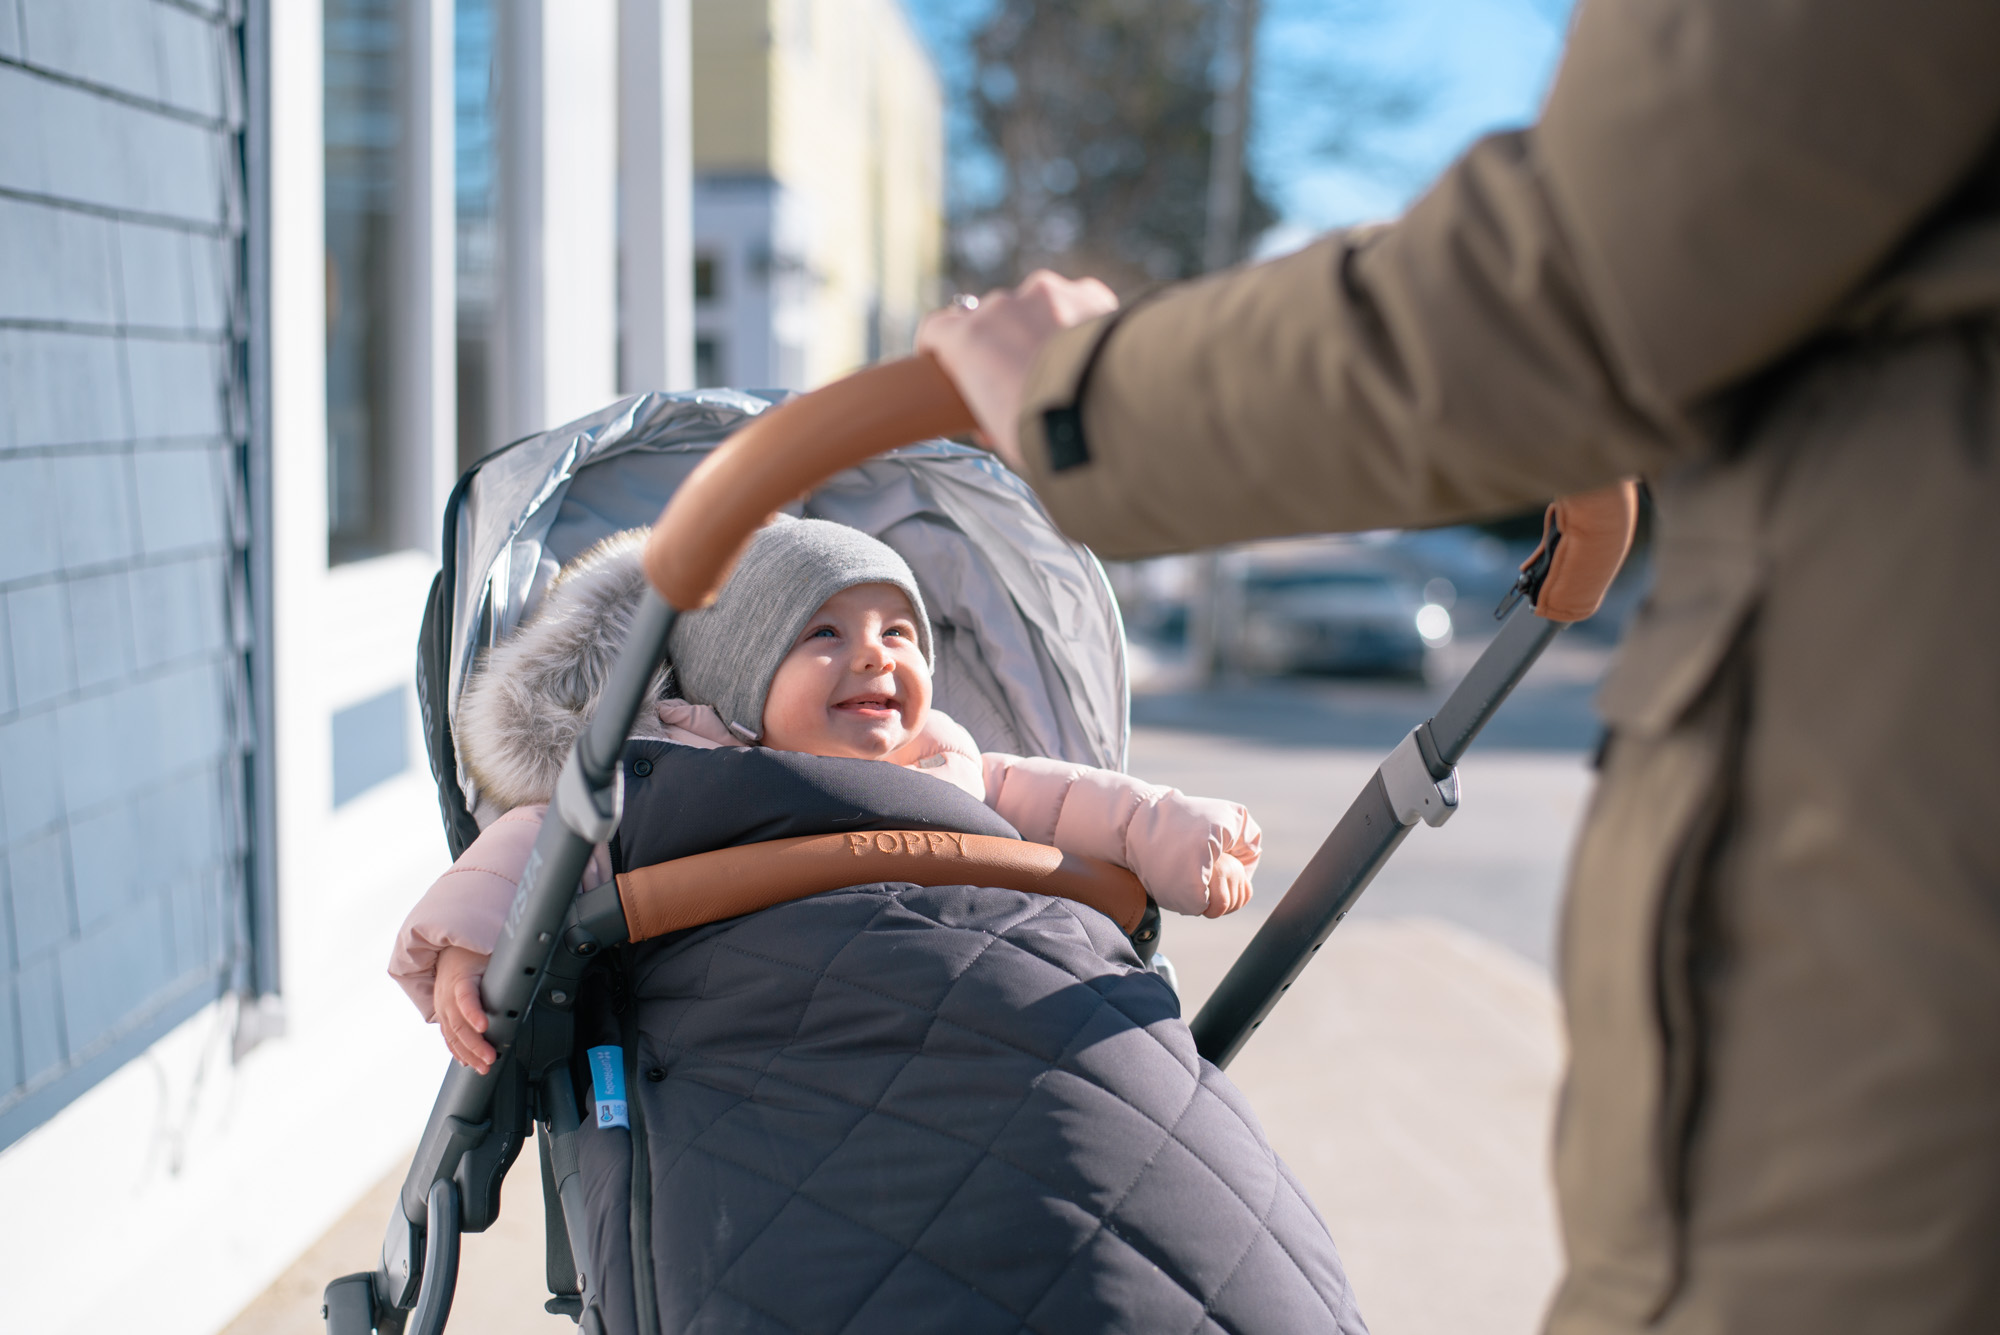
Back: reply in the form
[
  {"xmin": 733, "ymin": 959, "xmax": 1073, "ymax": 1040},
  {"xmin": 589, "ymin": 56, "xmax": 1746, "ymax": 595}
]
[{"xmin": 587, "ymin": 1044, "xmax": 629, "ymax": 1129}]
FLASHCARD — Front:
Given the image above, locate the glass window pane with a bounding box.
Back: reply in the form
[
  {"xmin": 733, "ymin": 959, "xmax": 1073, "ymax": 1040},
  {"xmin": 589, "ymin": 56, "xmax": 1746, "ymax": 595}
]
[
  {"xmin": 456, "ymin": 0, "xmax": 499, "ymax": 472},
  {"xmin": 324, "ymin": 0, "xmax": 404, "ymax": 563}
]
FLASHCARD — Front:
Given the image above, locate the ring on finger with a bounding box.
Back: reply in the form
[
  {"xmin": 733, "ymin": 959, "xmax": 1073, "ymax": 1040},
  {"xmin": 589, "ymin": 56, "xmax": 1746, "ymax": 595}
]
[{"xmin": 950, "ymin": 292, "xmax": 980, "ymax": 311}]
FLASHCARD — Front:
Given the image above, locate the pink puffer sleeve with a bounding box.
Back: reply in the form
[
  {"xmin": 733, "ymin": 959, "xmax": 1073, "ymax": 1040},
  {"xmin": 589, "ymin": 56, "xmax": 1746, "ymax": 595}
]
[
  {"xmin": 387, "ymin": 804, "xmax": 611, "ymax": 1021},
  {"xmin": 889, "ymin": 708, "xmax": 987, "ymax": 801},
  {"xmin": 980, "ymin": 754, "xmax": 1262, "ymax": 916}
]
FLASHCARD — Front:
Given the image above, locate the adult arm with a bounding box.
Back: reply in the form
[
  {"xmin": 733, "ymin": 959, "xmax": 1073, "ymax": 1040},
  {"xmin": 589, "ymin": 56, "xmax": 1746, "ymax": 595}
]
[{"xmin": 992, "ymin": 0, "xmax": 2000, "ymax": 557}]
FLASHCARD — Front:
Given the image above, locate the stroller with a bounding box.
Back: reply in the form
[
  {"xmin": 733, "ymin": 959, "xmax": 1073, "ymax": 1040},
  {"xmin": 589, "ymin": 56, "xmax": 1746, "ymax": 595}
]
[{"xmin": 325, "ymin": 356, "xmax": 1635, "ymax": 1334}]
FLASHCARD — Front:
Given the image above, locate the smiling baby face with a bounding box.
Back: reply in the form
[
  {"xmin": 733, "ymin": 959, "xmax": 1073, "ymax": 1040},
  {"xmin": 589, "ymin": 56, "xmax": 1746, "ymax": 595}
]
[{"xmin": 758, "ymin": 583, "xmax": 933, "ymax": 760}]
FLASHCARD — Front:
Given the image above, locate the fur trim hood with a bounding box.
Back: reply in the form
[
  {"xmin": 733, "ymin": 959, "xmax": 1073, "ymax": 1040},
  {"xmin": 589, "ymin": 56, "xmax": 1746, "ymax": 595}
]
[{"xmin": 454, "ymin": 529, "xmax": 670, "ymax": 810}]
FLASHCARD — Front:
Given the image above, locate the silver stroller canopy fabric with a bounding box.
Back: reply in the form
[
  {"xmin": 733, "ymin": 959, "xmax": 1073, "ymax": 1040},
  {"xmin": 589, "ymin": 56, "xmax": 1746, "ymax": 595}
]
[{"xmin": 446, "ymin": 389, "xmax": 1128, "ymax": 810}]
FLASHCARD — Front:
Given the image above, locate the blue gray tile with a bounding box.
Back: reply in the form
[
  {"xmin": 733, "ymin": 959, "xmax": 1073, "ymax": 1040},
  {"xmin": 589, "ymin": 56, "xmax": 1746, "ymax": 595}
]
[
  {"xmin": 0, "ymin": 597, "xmax": 13, "ymax": 717},
  {"xmin": 6, "ymin": 828, "xmax": 73, "ymax": 959},
  {"xmin": 0, "ymin": 710, "xmax": 64, "ymax": 839},
  {"xmin": 0, "ymin": 196, "xmax": 118, "ymax": 326},
  {"xmin": 0, "ymin": 849, "xmax": 13, "ymax": 968},
  {"xmin": 0, "ymin": 458, "xmax": 61, "ymax": 582},
  {"xmin": 14, "ymin": 954, "xmax": 64, "ymax": 1084},
  {"xmin": 19, "ymin": 0, "xmax": 167, "ymax": 107},
  {"xmin": 0, "ymin": 66, "xmax": 55, "ymax": 200},
  {"xmin": 59, "ymin": 904, "xmax": 171, "ymax": 1057},
  {"xmin": 117, "ymin": 222, "xmax": 194, "ymax": 330},
  {"xmin": 127, "ymin": 339, "xmax": 227, "ymax": 442},
  {"xmin": 0, "ymin": 66, "xmax": 226, "ymax": 225},
  {"xmin": 5, "ymin": 583, "xmax": 73, "ymax": 711},
  {"xmin": 115, "ymin": 109, "xmax": 229, "ymax": 227},
  {"xmin": 64, "ymin": 571, "xmax": 134, "ymax": 691},
  {"xmin": 51, "ymin": 679, "xmax": 227, "ymax": 835},
  {"xmin": 186, "ymin": 234, "xmax": 233, "ymax": 336},
  {"xmin": 0, "ymin": 977, "xmax": 19, "ymax": 1094},
  {"xmin": 153, "ymin": 2, "xmax": 225, "ymax": 122},
  {"xmin": 128, "ymin": 554, "xmax": 226, "ymax": 669},
  {"xmin": 136, "ymin": 665, "xmax": 228, "ymax": 783},
  {"xmin": 52, "ymin": 449, "xmax": 139, "ymax": 569},
  {"xmin": 67, "ymin": 797, "xmax": 144, "ymax": 931},
  {"xmin": 133, "ymin": 445, "xmax": 227, "ymax": 550},
  {"xmin": 138, "ymin": 774, "xmax": 217, "ymax": 885},
  {"xmin": 167, "ymin": 865, "xmax": 224, "ymax": 978},
  {"xmin": 198, "ymin": 862, "xmax": 229, "ymax": 969},
  {"xmin": 0, "ymin": 0, "xmax": 246, "ymax": 1144},
  {"xmin": 0, "ymin": 329, "xmax": 130, "ymax": 450},
  {"xmin": 52, "ymin": 690, "xmax": 119, "ymax": 812},
  {"xmin": 72, "ymin": 668, "xmax": 227, "ymax": 808}
]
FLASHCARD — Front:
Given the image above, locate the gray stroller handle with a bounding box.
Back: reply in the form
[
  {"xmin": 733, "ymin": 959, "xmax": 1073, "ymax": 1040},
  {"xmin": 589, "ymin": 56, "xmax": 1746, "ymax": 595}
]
[{"xmin": 1191, "ymin": 480, "xmax": 1640, "ymax": 1067}]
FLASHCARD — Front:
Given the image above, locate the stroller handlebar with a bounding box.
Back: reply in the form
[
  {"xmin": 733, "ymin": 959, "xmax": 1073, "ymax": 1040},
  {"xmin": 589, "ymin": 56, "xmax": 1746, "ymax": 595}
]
[
  {"xmin": 640, "ymin": 351, "xmax": 1637, "ymax": 626},
  {"xmin": 1525, "ymin": 480, "xmax": 1641, "ymax": 624},
  {"xmin": 643, "ymin": 354, "xmax": 976, "ymax": 610},
  {"xmin": 617, "ymin": 830, "xmax": 1152, "ymax": 940}
]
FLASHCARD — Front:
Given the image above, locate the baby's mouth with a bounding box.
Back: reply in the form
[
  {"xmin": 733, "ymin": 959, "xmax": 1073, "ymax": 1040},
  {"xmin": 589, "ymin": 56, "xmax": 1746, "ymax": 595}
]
[{"xmin": 834, "ymin": 694, "xmax": 900, "ymax": 719}]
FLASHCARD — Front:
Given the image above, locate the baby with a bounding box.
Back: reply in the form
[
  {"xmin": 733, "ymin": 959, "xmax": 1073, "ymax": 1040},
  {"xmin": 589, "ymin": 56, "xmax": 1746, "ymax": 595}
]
[{"xmin": 392, "ymin": 517, "xmax": 1261, "ymax": 1072}]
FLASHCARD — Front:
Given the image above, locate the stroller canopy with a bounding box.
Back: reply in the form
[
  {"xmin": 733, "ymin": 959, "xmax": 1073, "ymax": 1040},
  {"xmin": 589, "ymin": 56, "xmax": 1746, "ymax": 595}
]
[{"xmin": 425, "ymin": 390, "xmax": 1129, "ymax": 839}]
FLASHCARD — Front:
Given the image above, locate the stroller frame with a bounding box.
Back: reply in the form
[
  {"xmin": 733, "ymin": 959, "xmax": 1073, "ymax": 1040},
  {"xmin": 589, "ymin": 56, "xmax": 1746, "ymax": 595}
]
[{"xmin": 324, "ymin": 357, "xmax": 1618, "ymax": 1334}]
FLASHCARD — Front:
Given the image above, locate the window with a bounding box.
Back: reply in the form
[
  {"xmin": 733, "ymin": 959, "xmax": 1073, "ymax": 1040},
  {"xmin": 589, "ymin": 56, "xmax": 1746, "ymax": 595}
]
[
  {"xmin": 455, "ymin": 0, "xmax": 499, "ymax": 472},
  {"xmin": 694, "ymin": 336, "xmax": 723, "ymax": 388},
  {"xmin": 693, "ymin": 253, "xmax": 719, "ymax": 303},
  {"xmin": 324, "ymin": 0, "xmax": 404, "ymax": 563}
]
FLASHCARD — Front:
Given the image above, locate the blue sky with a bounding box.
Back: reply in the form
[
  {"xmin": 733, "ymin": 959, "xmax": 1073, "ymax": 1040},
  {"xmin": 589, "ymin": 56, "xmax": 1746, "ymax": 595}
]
[{"xmin": 902, "ymin": 0, "xmax": 1574, "ymax": 246}]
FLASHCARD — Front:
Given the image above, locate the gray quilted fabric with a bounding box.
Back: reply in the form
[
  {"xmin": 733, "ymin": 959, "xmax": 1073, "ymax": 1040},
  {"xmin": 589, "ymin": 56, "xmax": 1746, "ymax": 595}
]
[{"xmin": 573, "ymin": 883, "xmax": 1367, "ymax": 1335}]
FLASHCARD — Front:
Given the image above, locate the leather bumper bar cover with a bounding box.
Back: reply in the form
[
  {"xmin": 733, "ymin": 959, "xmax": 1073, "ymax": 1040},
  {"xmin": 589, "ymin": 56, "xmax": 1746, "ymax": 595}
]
[
  {"xmin": 1531, "ymin": 479, "xmax": 1639, "ymax": 623},
  {"xmin": 643, "ymin": 355, "xmax": 975, "ymax": 611},
  {"xmin": 615, "ymin": 831, "xmax": 1150, "ymax": 940}
]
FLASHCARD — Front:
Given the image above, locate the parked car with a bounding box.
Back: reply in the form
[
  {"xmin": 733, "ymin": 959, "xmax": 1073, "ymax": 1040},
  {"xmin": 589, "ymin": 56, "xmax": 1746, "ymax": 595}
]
[{"xmin": 1224, "ymin": 542, "xmax": 1452, "ymax": 679}]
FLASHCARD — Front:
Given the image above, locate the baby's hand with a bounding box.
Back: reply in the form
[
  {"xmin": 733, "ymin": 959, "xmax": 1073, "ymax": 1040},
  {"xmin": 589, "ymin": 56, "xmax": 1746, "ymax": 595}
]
[
  {"xmin": 1204, "ymin": 853, "xmax": 1254, "ymax": 919},
  {"xmin": 436, "ymin": 945, "xmax": 496, "ymax": 1073}
]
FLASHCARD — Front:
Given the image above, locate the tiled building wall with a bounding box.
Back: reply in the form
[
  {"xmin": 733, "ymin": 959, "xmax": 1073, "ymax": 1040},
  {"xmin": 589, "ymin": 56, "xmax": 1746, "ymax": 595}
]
[{"xmin": 0, "ymin": 0, "xmax": 252, "ymax": 1148}]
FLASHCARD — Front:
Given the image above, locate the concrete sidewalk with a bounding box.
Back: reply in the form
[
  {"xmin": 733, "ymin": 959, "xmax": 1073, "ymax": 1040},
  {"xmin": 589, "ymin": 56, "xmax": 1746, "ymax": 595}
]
[{"xmin": 1172, "ymin": 913, "xmax": 1566, "ymax": 1335}]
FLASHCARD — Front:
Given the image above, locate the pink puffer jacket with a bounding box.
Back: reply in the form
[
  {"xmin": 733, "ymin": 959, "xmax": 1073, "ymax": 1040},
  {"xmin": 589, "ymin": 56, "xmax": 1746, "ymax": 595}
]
[{"xmin": 389, "ymin": 702, "xmax": 1260, "ymax": 1021}]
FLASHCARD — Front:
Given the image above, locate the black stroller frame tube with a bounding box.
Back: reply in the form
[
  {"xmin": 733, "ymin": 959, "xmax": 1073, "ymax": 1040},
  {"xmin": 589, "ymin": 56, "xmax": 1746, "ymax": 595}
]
[
  {"xmin": 334, "ymin": 593, "xmax": 678, "ymax": 1335},
  {"xmin": 1189, "ymin": 605, "xmax": 1564, "ymax": 1069}
]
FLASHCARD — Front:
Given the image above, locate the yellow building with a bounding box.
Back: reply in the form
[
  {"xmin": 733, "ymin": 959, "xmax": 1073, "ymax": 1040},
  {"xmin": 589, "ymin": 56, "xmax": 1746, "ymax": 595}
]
[{"xmin": 691, "ymin": 0, "xmax": 945, "ymax": 389}]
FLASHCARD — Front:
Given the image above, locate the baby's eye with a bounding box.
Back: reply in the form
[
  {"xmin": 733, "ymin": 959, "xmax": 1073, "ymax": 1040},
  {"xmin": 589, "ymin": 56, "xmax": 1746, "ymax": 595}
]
[
  {"xmin": 885, "ymin": 623, "xmax": 914, "ymax": 639},
  {"xmin": 806, "ymin": 625, "xmax": 838, "ymax": 641}
]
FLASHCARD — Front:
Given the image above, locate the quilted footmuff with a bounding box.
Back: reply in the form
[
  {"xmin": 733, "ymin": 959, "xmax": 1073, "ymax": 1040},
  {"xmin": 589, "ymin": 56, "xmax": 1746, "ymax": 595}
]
[{"xmin": 567, "ymin": 881, "xmax": 1367, "ymax": 1334}]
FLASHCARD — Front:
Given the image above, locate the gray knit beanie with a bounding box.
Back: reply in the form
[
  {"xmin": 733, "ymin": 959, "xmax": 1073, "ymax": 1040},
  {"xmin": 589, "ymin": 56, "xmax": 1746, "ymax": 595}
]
[{"xmin": 667, "ymin": 516, "xmax": 933, "ymax": 743}]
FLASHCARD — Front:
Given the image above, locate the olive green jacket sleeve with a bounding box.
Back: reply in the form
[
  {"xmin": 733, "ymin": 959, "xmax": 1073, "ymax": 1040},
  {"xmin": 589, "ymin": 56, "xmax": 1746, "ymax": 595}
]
[{"xmin": 1015, "ymin": 0, "xmax": 2000, "ymax": 559}]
